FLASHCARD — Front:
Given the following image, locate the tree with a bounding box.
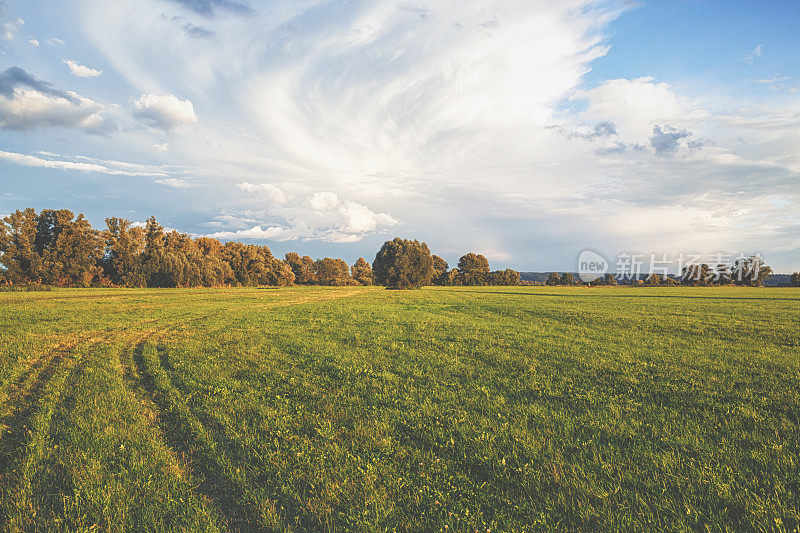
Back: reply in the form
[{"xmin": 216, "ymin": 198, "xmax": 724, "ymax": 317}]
[
  {"xmin": 711, "ymin": 264, "xmax": 733, "ymax": 285},
  {"xmin": 0, "ymin": 208, "xmax": 43, "ymax": 283},
  {"xmin": 559, "ymin": 272, "xmax": 574, "ymax": 286},
  {"xmin": 285, "ymin": 252, "xmax": 317, "ymax": 285},
  {"xmin": 104, "ymin": 218, "xmax": 146, "ymax": 286},
  {"xmin": 39, "ymin": 211, "xmax": 103, "ymax": 286},
  {"xmin": 373, "ymin": 238, "xmax": 434, "ymax": 289},
  {"xmin": 546, "ymin": 272, "xmax": 561, "ymax": 286},
  {"xmin": 222, "ymin": 242, "xmax": 294, "ymax": 286},
  {"xmin": 681, "ymin": 263, "xmax": 711, "ymax": 286},
  {"xmin": 644, "ymin": 273, "xmax": 661, "ymax": 286},
  {"xmin": 488, "ymin": 269, "xmax": 520, "ymax": 286},
  {"xmin": 732, "ymin": 256, "xmax": 772, "ymax": 287},
  {"xmin": 791, "ymin": 273, "xmax": 800, "ymax": 287},
  {"xmin": 314, "ymin": 258, "xmax": 351, "ymax": 286},
  {"xmin": 604, "ymin": 273, "xmax": 618, "ymax": 286},
  {"xmin": 457, "ymin": 253, "xmax": 490, "ymax": 285},
  {"xmin": 351, "ymin": 257, "xmax": 373, "ymax": 285}
]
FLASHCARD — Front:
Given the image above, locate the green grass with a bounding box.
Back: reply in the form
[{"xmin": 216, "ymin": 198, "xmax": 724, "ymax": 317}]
[{"xmin": 0, "ymin": 286, "xmax": 798, "ymax": 531}]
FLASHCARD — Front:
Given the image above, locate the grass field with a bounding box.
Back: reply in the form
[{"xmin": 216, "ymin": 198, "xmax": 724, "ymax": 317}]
[{"xmin": 0, "ymin": 286, "xmax": 798, "ymax": 531}]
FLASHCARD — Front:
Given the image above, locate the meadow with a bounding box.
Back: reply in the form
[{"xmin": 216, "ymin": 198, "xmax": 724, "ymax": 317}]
[{"xmin": 0, "ymin": 285, "xmax": 798, "ymax": 531}]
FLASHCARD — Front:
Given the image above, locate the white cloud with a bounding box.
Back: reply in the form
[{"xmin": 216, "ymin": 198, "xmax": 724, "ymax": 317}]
[
  {"xmin": 0, "ymin": 85, "xmax": 109, "ymax": 132},
  {"xmin": 236, "ymin": 181, "xmax": 287, "ymax": 204},
  {"xmin": 6, "ymin": 1, "xmax": 798, "ymax": 270},
  {"xmin": 132, "ymin": 93, "xmax": 197, "ymax": 130},
  {"xmin": 0, "ymin": 149, "xmax": 168, "ymax": 176},
  {"xmin": 27, "ymin": 37, "xmax": 38, "ymax": 47},
  {"xmin": 207, "ymin": 225, "xmax": 288, "ymax": 241},
  {"xmin": 63, "ymin": 59, "xmax": 102, "ymax": 78},
  {"xmin": 308, "ymin": 192, "xmax": 339, "ymax": 212},
  {"xmin": 204, "ymin": 187, "xmax": 398, "ymax": 243},
  {"xmin": 45, "ymin": 37, "xmax": 65, "ymax": 47}
]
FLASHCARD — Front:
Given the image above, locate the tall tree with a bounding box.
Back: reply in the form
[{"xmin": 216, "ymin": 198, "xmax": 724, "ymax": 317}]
[
  {"xmin": 351, "ymin": 257, "xmax": 373, "ymax": 285},
  {"xmin": 103, "ymin": 218, "xmax": 146, "ymax": 287},
  {"xmin": 546, "ymin": 272, "xmax": 561, "ymax": 286},
  {"xmin": 791, "ymin": 273, "xmax": 800, "ymax": 287},
  {"xmin": 0, "ymin": 208, "xmax": 42, "ymax": 283},
  {"xmin": 39, "ymin": 211, "xmax": 103, "ymax": 286},
  {"xmin": 559, "ymin": 272, "xmax": 574, "ymax": 286},
  {"xmin": 373, "ymin": 238, "xmax": 434, "ymax": 289}
]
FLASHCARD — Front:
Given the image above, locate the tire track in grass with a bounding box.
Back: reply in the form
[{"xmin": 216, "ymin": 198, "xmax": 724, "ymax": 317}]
[
  {"xmin": 130, "ymin": 339, "xmax": 270, "ymax": 532},
  {"xmin": 0, "ymin": 334, "xmax": 103, "ymax": 525},
  {"xmin": 152, "ymin": 344, "xmax": 314, "ymax": 530}
]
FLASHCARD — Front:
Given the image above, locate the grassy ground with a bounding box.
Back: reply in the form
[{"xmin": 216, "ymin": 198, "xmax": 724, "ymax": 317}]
[{"xmin": 0, "ymin": 286, "xmax": 798, "ymax": 531}]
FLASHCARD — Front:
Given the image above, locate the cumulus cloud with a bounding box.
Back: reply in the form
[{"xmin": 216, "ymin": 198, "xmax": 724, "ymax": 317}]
[
  {"xmin": 0, "ymin": 67, "xmax": 109, "ymax": 132},
  {"xmin": 650, "ymin": 125, "xmax": 691, "ymax": 155},
  {"xmin": 308, "ymin": 192, "xmax": 340, "ymax": 212},
  {"xmin": 236, "ymin": 181, "xmax": 287, "ymax": 204},
  {"xmin": 205, "ymin": 187, "xmax": 397, "ymax": 243},
  {"xmin": 27, "ymin": 37, "xmax": 38, "ymax": 46},
  {"xmin": 63, "ymin": 59, "xmax": 102, "ymax": 78},
  {"xmin": 132, "ymin": 93, "xmax": 197, "ymax": 130}
]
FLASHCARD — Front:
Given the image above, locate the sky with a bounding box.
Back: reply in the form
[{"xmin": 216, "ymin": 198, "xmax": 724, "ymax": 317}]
[{"xmin": 0, "ymin": 0, "xmax": 798, "ymax": 272}]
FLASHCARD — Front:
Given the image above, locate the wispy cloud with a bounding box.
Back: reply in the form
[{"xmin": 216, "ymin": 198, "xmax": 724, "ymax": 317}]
[
  {"xmin": 0, "ymin": 149, "xmax": 169, "ymax": 176},
  {"xmin": 744, "ymin": 44, "xmax": 762, "ymax": 64}
]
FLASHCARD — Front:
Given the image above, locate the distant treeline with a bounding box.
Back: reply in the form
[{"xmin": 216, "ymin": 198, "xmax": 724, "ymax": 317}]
[
  {"xmin": 0, "ymin": 208, "xmax": 520, "ymax": 289},
  {"xmin": 533, "ymin": 261, "xmax": 790, "ymax": 287}
]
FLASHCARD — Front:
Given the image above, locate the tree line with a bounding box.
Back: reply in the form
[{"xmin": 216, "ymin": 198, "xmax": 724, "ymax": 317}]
[
  {"xmin": 0, "ymin": 208, "xmax": 520, "ymax": 289},
  {"xmin": 543, "ymin": 258, "xmax": 784, "ymax": 287}
]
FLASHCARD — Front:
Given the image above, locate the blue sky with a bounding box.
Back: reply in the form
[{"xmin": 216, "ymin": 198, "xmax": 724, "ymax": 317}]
[{"xmin": 1, "ymin": 0, "xmax": 798, "ymax": 271}]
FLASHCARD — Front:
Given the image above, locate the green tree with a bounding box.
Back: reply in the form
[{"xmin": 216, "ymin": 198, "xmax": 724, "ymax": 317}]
[
  {"xmin": 351, "ymin": 257, "xmax": 373, "ymax": 285},
  {"xmin": 604, "ymin": 273, "xmax": 618, "ymax": 286},
  {"xmin": 488, "ymin": 269, "xmax": 520, "ymax": 286},
  {"xmin": 285, "ymin": 252, "xmax": 317, "ymax": 285},
  {"xmin": 0, "ymin": 208, "xmax": 43, "ymax": 283},
  {"xmin": 546, "ymin": 272, "xmax": 561, "ymax": 286},
  {"xmin": 103, "ymin": 218, "xmax": 146, "ymax": 287},
  {"xmin": 681, "ymin": 264, "xmax": 711, "ymax": 286},
  {"xmin": 373, "ymin": 238, "xmax": 434, "ymax": 289},
  {"xmin": 791, "ymin": 273, "xmax": 800, "ymax": 287},
  {"xmin": 732, "ymin": 256, "xmax": 772, "ymax": 287},
  {"xmin": 314, "ymin": 258, "xmax": 351, "ymax": 286},
  {"xmin": 457, "ymin": 253, "xmax": 490, "ymax": 285},
  {"xmin": 559, "ymin": 272, "xmax": 574, "ymax": 286},
  {"xmin": 644, "ymin": 274, "xmax": 661, "ymax": 286}
]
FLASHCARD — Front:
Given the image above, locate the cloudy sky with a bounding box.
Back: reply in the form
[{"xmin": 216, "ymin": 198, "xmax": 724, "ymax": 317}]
[{"xmin": 1, "ymin": 0, "xmax": 798, "ymax": 271}]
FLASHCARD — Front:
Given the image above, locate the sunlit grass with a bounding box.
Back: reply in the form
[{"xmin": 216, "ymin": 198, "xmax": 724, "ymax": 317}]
[{"xmin": 0, "ymin": 286, "xmax": 798, "ymax": 530}]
